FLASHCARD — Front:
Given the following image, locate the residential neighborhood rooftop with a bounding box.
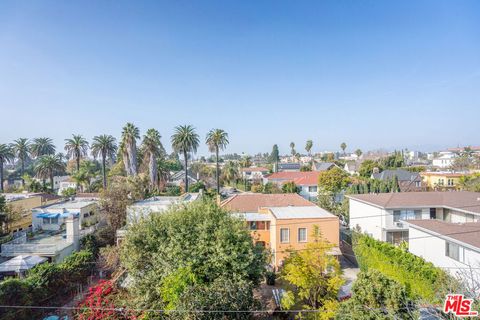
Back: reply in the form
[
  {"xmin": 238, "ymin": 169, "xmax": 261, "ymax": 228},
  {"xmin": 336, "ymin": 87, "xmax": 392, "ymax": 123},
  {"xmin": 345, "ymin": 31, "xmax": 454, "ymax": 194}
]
[
  {"xmin": 36, "ymin": 198, "xmax": 98, "ymax": 210},
  {"xmin": 266, "ymin": 206, "xmax": 336, "ymax": 219},
  {"xmin": 267, "ymin": 171, "xmax": 320, "ymax": 185},
  {"xmin": 221, "ymin": 193, "xmax": 315, "ymax": 212},
  {"xmin": 406, "ymin": 220, "xmax": 480, "ymax": 250},
  {"xmin": 372, "ymin": 169, "xmax": 420, "ymax": 181},
  {"xmin": 347, "ymin": 191, "xmax": 480, "ymax": 214}
]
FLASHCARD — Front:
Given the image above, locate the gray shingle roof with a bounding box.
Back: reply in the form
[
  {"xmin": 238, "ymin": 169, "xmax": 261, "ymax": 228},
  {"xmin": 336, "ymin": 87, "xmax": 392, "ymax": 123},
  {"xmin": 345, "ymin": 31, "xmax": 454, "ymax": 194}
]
[{"xmin": 372, "ymin": 169, "xmax": 420, "ymax": 182}]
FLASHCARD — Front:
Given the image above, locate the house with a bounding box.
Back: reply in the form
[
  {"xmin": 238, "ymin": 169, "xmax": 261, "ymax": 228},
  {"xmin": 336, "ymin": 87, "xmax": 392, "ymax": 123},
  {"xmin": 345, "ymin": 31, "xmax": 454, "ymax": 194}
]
[
  {"xmin": 1, "ymin": 215, "xmax": 84, "ymax": 263},
  {"xmin": 240, "ymin": 167, "xmax": 270, "ymax": 182},
  {"xmin": 276, "ymin": 163, "xmax": 301, "ymax": 172},
  {"xmin": 31, "ymin": 198, "xmax": 99, "ymax": 231},
  {"xmin": 420, "ymin": 172, "xmax": 463, "ymax": 191},
  {"xmin": 58, "ymin": 180, "xmax": 77, "ymax": 195},
  {"xmin": 312, "ymin": 162, "xmax": 336, "ymax": 172},
  {"xmin": 347, "ymin": 191, "xmax": 480, "ymax": 245},
  {"xmin": 371, "ymin": 169, "xmax": 425, "ymax": 192},
  {"xmin": 168, "ymin": 170, "xmax": 198, "ymax": 187},
  {"xmin": 264, "ymin": 171, "xmax": 320, "ymax": 201},
  {"xmin": 406, "ymin": 220, "xmax": 480, "ymax": 283},
  {"xmin": 221, "ymin": 193, "xmax": 316, "ymax": 212},
  {"xmin": 432, "ymin": 151, "xmax": 457, "ymax": 169},
  {"xmin": 344, "ymin": 161, "xmax": 360, "ymax": 176},
  {"xmin": 221, "ymin": 194, "xmax": 339, "ymax": 267}
]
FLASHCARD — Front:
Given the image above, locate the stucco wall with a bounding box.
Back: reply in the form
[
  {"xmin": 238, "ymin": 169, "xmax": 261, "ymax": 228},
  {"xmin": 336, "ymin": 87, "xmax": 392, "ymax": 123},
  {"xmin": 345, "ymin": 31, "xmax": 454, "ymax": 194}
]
[{"xmin": 349, "ymin": 199, "xmax": 385, "ymax": 241}]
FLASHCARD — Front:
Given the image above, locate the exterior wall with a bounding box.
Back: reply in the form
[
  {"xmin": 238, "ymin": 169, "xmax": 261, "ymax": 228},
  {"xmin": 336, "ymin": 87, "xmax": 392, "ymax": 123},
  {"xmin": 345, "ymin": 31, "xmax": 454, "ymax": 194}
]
[
  {"xmin": 421, "ymin": 174, "xmax": 461, "ymax": 190},
  {"xmin": 408, "ymin": 227, "xmax": 480, "ymax": 280},
  {"xmin": 298, "ymin": 185, "xmax": 317, "ymax": 201},
  {"xmin": 349, "ymin": 199, "xmax": 385, "ymax": 241},
  {"xmin": 271, "ymin": 217, "xmax": 339, "ymax": 267}
]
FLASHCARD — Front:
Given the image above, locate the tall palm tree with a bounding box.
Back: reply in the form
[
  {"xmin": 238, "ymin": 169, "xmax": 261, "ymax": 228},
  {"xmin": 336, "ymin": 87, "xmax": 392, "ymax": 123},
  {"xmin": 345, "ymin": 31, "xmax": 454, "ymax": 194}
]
[
  {"xmin": 206, "ymin": 129, "xmax": 229, "ymax": 194},
  {"xmin": 157, "ymin": 157, "xmax": 171, "ymax": 192},
  {"xmin": 91, "ymin": 134, "xmax": 117, "ymax": 189},
  {"xmin": 222, "ymin": 160, "xmax": 239, "ymax": 186},
  {"xmin": 34, "ymin": 154, "xmax": 65, "ymax": 192},
  {"xmin": 305, "ymin": 139, "xmax": 313, "ymax": 168},
  {"xmin": 0, "ymin": 144, "xmax": 15, "ymax": 192},
  {"xmin": 64, "ymin": 134, "xmax": 89, "ymax": 172},
  {"xmin": 142, "ymin": 129, "xmax": 165, "ymax": 190},
  {"xmin": 171, "ymin": 125, "xmax": 200, "ymax": 192},
  {"xmin": 11, "ymin": 138, "xmax": 31, "ymax": 186},
  {"xmin": 340, "ymin": 142, "xmax": 347, "ymax": 156},
  {"xmin": 30, "ymin": 137, "xmax": 56, "ymax": 158},
  {"xmin": 290, "ymin": 142, "xmax": 296, "ymax": 159},
  {"xmin": 121, "ymin": 123, "xmax": 140, "ymax": 176}
]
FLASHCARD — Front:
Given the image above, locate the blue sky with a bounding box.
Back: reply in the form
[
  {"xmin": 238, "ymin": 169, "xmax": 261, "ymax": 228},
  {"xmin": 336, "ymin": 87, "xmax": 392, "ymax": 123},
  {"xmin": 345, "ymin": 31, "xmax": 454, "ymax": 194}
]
[{"xmin": 0, "ymin": 1, "xmax": 479, "ymax": 156}]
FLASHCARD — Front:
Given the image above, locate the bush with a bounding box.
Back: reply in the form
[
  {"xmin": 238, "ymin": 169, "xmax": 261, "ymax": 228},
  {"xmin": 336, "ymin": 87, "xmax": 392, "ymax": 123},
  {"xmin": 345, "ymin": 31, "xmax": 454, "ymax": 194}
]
[
  {"xmin": 0, "ymin": 278, "xmax": 33, "ymax": 320},
  {"xmin": 265, "ymin": 270, "xmax": 276, "ymax": 285},
  {"xmin": 166, "ymin": 185, "xmax": 182, "ymax": 196}
]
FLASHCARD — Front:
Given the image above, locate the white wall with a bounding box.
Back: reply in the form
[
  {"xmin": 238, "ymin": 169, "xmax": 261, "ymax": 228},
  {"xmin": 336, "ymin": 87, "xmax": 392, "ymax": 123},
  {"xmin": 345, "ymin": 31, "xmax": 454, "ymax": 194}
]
[
  {"xmin": 409, "ymin": 227, "xmax": 480, "ymax": 281},
  {"xmin": 349, "ymin": 199, "xmax": 385, "ymax": 241}
]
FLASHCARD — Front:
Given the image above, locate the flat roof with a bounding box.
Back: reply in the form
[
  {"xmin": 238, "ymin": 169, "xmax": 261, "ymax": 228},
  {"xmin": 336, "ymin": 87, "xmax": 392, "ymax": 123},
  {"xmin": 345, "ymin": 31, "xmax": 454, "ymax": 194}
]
[
  {"xmin": 235, "ymin": 212, "xmax": 272, "ymax": 221},
  {"xmin": 347, "ymin": 191, "xmax": 480, "ymax": 215},
  {"xmin": 407, "ymin": 220, "xmax": 480, "ymax": 250},
  {"xmin": 39, "ymin": 199, "xmax": 97, "ymax": 210},
  {"xmin": 266, "ymin": 206, "xmax": 336, "ymax": 219}
]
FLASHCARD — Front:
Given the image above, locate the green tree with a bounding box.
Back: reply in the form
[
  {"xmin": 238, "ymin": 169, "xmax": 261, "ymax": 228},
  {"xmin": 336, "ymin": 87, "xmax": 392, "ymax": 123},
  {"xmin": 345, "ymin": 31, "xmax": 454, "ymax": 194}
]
[
  {"xmin": 358, "ymin": 159, "xmax": 381, "ymax": 178},
  {"xmin": 141, "ymin": 129, "xmax": 166, "ymax": 190},
  {"xmin": 0, "ymin": 144, "xmax": 14, "ymax": 192},
  {"xmin": 171, "ymin": 125, "xmax": 200, "ymax": 192},
  {"xmin": 64, "ymin": 134, "xmax": 89, "ymax": 172},
  {"xmin": 206, "ymin": 129, "xmax": 229, "ymax": 194},
  {"xmin": 318, "ymin": 167, "xmax": 350, "ymax": 195},
  {"xmin": 121, "ymin": 122, "xmax": 141, "ymax": 176},
  {"xmin": 239, "ymin": 155, "xmax": 252, "ymax": 168},
  {"xmin": 34, "ymin": 154, "xmax": 65, "ymax": 192},
  {"xmin": 221, "ymin": 160, "xmax": 239, "ymax": 186},
  {"xmin": 72, "ymin": 160, "xmax": 100, "ymax": 192},
  {"xmin": 337, "ymin": 270, "xmax": 415, "ymax": 320},
  {"xmin": 281, "ymin": 227, "xmax": 344, "ymax": 319},
  {"xmin": 269, "ymin": 144, "xmax": 280, "ymax": 171},
  {"xmin": 121, "ymin": 200, "xmax": 267, "ymax": 310},
  {"xmin": 305, "ymin": 140, "xmax": 313, "ymax": 156},
  {"xmin": 290, "ymin": 142, "xmax": 296, "ymax": 158},
  {"xmin": 340, "ymin": 142, "xmax": 347, "ymax": 155},
  {"xmin": 263, "ymin": 182, "xmax": 282, "ymax": 194},
  {"xmin": 30, "ymin": 137, "xmax": 55, "ymax": 158},
  {"xmin": 11, "ymin": 138, "xmax": 31, "ymax": 187},
  {"xmin": 282, "ymin": 181, "xmax": 298, "ymax": 193},
  {"xmin": 91, "ymin": 134, "xmax": 118, "ymax": 190},
  {"xmin": 354, "ymin": 149, "xmax": 362, "ymax": 157}
]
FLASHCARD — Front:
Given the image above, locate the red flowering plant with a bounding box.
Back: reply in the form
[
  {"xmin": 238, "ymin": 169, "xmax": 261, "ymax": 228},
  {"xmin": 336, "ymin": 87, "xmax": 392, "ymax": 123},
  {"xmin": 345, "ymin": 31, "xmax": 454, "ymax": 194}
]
[{"xmin": 75, "ymin": 280, "xmax": 139, "ymax": 320}]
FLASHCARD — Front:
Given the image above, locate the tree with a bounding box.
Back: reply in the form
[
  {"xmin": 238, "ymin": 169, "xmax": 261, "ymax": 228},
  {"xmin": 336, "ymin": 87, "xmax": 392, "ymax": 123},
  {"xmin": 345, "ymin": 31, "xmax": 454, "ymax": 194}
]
[
  {"xmin": 120, "ymin": 200, "xmax": 267, "ymax": 311},
  {"xmin": 340, "ymin": 142, "xmax": 347, "ymax": 155},
  {"xmin": 30, "ymin": 137, "xmax": 55, "ymax": 158},
  {"xmin": 269, "ymin": 144, "xmax": 280, "ymax": 171},
  {"xmin": 318, "ymin": 167, "xmax": 350, "ymax": 195},
  {"xmin": 91, "ymin": 134, "xmax": 117, "ymax": 190},
  {"xmin": 121, "ymin": 123, "xmax": 140, "ymax": 176},
  {"xmin": 0, "ymin": 144, "xmax": 14, "ymax": 192},
  {"xmin": 72, "ymin": 160, "xmax": 100, "ymax": 192},
  {"xmin": 354, "ymin": 149, "xmax": 362, "ymax": 158},
  {"xmin": 64, "ymin": 134, "xmax": 89, "ymax": 172},
  {"xmin": 282, "ymin": 181, "xmax": 298, "ymax": 193},
  {"xmin": 305, "ymin": 140, "xmax": 313, "ymax": 156},
  {"xmin": 206, "ymin": 129, "xmax": 229, "ymax": 194},
  {"xmin": 337, "ymin": 270, "xmax": 415, "ymax": 320},
  {"xmin": 358, "ymin": 159, "xmax": 381, "ymax": 178},
  {"xmin": 171, "ymin": 125, "xmax": 200, "ymax": 192},
  {"xmin": 221, "ymin": 160, "xmax": 239, "ymax": 186},
  {"xmin": 141, "ymin": 129, "xmax": 166, "ymax": 190},
  {"xmin": 34, "ymin": 154, "xmax": 65, "ymax": 192},
  {"xmin": 281, "ymin": 227, "xmax": 343, "ymax": 319},
  {"xmin": 11, "ymin": 138, "xmax": 31, "ymax": 187},
  {"xmin": 290, "ymin": 142, "xmax": 296, "ymax": 158}
]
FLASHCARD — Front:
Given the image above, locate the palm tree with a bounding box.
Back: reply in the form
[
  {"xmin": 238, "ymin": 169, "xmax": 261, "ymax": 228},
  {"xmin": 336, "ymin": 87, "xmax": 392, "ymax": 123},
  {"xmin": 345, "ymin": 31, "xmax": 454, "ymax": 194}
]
[
  {"xmin": 340, "ymin": 142, "xmax": 347, "ymax": 155},
  {"xmin": 34, "ymin": 154, "xmax": 65, "ymax": 192},
  {"xmin": 222, "ymin": 160, "xmax": 239, "ymax": 186},
  {"xmin": 290, "ymin": 142, "xmax": 296, "ymax": 158},
  {"xmin": 157, "ymin": 157, "xmax": 171, "ymax": 192},
  {"xmin": 64, "ymin": 134, "xmax": 89, "ymax": 172},
  {"xmin": 171, "ymin": 125, "xmax": 200, "ymax": 192},
  {"xmin": 121, "ymin": 123, "xmax": 140, "ymax": 176},
  {"xmin": 30, "ymin": 137, "xmax": 56, "ymax": 158},
  {"xmin": 142, "ymin": 129, "xmax": 165, "ymax": 190},
  {"xmin": 0, "ymin": 144, "xmax": 14, "ymax": 192},
  {"xmin": 206, "ymin": 129, "xmax": 229, "ymax": 194},
  {"xmin": 11, "ymin": 138, "xmax": 31, "ymax": 186},
  {"xmin": 91, "ymin": 134, "xmax": 117, "ymax": 189},
  {"xmin": 305, "ymin": 139, "xmax": 313, "ymax": 168}
]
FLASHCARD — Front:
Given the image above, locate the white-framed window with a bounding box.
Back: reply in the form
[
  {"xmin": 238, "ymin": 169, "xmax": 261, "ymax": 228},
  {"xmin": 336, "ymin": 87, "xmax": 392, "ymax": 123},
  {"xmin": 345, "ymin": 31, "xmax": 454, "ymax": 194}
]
[
  {"xmin": 42, "ymin": 217, "xmax": 58, "ymax": 224},
  {"xmin": 280, "ymin": 228, "xmax": 290, "ymax": 243},
  {"xmin": 298, "ymin": 228, "xmax": 307, "ymax": 242},
  {"xmin": 445, "ymin": 241, "xmax": 462, "ymax": 262},
  {"xmin": 308, "ymin": 186, "xmax": 318, "ymax": 192}
]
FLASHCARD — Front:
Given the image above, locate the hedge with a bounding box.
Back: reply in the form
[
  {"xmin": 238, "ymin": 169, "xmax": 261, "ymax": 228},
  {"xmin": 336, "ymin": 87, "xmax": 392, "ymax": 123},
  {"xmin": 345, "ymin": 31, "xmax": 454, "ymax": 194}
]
[{"xmin": 353, "ymin": 233, "xmax": 450, "ymax": 303}]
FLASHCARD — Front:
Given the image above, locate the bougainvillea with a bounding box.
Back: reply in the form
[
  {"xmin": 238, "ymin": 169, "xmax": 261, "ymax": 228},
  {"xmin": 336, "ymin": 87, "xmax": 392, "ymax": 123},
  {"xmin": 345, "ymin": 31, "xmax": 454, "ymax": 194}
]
[{"xmin": 75, "ymin": 280, "xmax": 139, "ymax": 320}]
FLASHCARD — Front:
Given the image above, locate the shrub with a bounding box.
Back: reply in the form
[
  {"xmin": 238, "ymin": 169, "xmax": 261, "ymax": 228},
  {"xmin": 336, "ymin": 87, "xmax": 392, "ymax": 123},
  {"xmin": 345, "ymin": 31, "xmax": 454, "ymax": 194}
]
[
  {"xmin": 0, "ymin": 278, "xmax": 33, "ymax": 320},
  {"xmin": 166, "ymin": 185, "xmax": 181, "ymax": 196}
]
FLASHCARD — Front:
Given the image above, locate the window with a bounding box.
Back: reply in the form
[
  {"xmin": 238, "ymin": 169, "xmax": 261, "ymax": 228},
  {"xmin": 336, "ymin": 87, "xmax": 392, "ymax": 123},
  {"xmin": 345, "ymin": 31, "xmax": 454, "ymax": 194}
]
[
  {"xmin": 308, "ymin": 186, "xmax": 318, "ymax": 192},
  {"xmin": 249, "ymin": 221, "xmax": 268, "ymax": 230},
  {"xmin": 466, "ymin": 214, "xmax": 475, "ymax": 222},
  {"xmin": 249, "ymin": 221, "xmax": 258, "ymax": 230},
  {"xmin": 430, "ymin": 208, "xmax": 436, "ymax": 219},
  {"xmin": 393, "ymin": 210, "xmax": 418, "ymax": 222},
  {"xmin": 415, "ymin": 181, "xmax": 421, "ymax": 187},
  {"xmin": 280, "ymin": 228, "xmax": 290, "ymax": 243},
  {"xmin": 386, "ymin": 231, "xmax": 408, "ymax": 245},
  {"xmin": 42, "ymin": 217, "xmax": 58, "ymax": 224},
  {"xmin": 438, "ymin": 179, "xmax": 445, "ymax": 186},
  {"xmin": 446, "ymin": 242, "xmax": 460, "ymax": 261},
  {"xmin": 414, "ymin": 210, "xmax": 422, "ymax": 219},
  {"xmin": 447, "ymin": 179, "xmax": 454, "ymax": 186},
  {"xmin": 298, "ymin": 228, "xmax": 307, "ymax": 242}
]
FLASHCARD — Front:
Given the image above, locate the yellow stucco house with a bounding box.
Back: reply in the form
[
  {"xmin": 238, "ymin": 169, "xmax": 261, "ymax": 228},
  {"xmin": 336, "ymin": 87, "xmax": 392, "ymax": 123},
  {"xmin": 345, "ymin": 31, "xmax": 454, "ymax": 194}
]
[{"xmin": 420, "ymin": 172, "xmax": 463, "ymax": 191}]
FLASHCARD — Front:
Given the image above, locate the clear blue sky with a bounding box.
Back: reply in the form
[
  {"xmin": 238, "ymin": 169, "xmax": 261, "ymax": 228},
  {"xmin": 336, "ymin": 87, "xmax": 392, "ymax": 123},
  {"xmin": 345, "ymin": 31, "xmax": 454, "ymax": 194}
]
[{"xmin": 1, "ymin": 0, "xmax": 479, "ymax": 156}]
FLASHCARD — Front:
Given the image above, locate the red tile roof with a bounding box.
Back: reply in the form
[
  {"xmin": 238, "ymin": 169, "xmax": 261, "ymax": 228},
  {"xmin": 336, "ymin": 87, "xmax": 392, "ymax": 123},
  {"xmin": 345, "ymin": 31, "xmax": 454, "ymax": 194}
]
[
  {"xmin": 407, "ymin": 220, "xmax": 480, "ymax": 249},
  {"xmin": 266, "ymin": 171, "xmax": 320, "ymax": 186},
  {"xmin": 220, "ymin": 193, "xmax": 316, "ymax": 212}
]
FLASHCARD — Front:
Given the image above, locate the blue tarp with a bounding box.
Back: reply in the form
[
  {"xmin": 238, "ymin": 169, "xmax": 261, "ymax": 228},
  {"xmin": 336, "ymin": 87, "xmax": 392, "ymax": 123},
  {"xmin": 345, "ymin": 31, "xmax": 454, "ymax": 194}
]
[{"xmin": 36, "ymin": 213, "xmax": 60, "ymax": 219}]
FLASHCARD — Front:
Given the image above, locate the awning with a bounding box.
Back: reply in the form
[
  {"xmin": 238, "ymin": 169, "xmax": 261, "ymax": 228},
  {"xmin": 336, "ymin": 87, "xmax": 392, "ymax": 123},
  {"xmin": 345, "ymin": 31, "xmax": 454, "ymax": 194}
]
[{"xmin": 36, "ymin": 213, "xmax": 60, "ymax": 219}]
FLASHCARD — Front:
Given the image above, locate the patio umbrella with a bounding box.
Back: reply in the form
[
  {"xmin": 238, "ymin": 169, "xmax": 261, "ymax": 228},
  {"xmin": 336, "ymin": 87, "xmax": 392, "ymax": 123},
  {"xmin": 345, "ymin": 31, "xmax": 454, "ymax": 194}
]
[{"xmin": 0, "ymin": 255, "xmax": 47, "ymax": 273}]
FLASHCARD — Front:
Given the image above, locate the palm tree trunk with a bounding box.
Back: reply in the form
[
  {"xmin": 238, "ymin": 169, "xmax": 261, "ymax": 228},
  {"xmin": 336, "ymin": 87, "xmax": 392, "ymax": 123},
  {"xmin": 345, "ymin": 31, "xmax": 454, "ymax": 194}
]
[
  {"xmin": 0, "ymin": 159, "xmax": 4, "ymax": 192},
  {"xmin": 21, "ymin": 159, "xmax": 25, "ymax": 187},
  {"xmin": 102, "ymin": 155, "xmax": 107, "ymax": 190},
  {"xmin": 76, "ymin": 156, "xmax": 80, "ymax": 172},
  {"xmin": 149, "ymin": 153, "xmax": 157, "ymax": 190},
  {"xmin": 50, "ymin": 172, "xmax": 54, "ymax": 193},
  {"xmin": 127, "ymin": 143, "xmax": 137, "ymax": 176},
  {"xmin": 216, "ymin": 147, "xmax": 220, "ymax": 194},
  {"xmin": 184, "ymin": 150, "xmax": 189, "ymax": 192}
]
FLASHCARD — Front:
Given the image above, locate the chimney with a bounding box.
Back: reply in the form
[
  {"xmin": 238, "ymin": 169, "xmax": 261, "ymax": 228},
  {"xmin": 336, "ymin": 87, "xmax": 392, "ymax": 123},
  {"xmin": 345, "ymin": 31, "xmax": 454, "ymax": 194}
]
[{"xmin": 66, "ymin": 215, "xmax": 80, "ymax": 251}]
